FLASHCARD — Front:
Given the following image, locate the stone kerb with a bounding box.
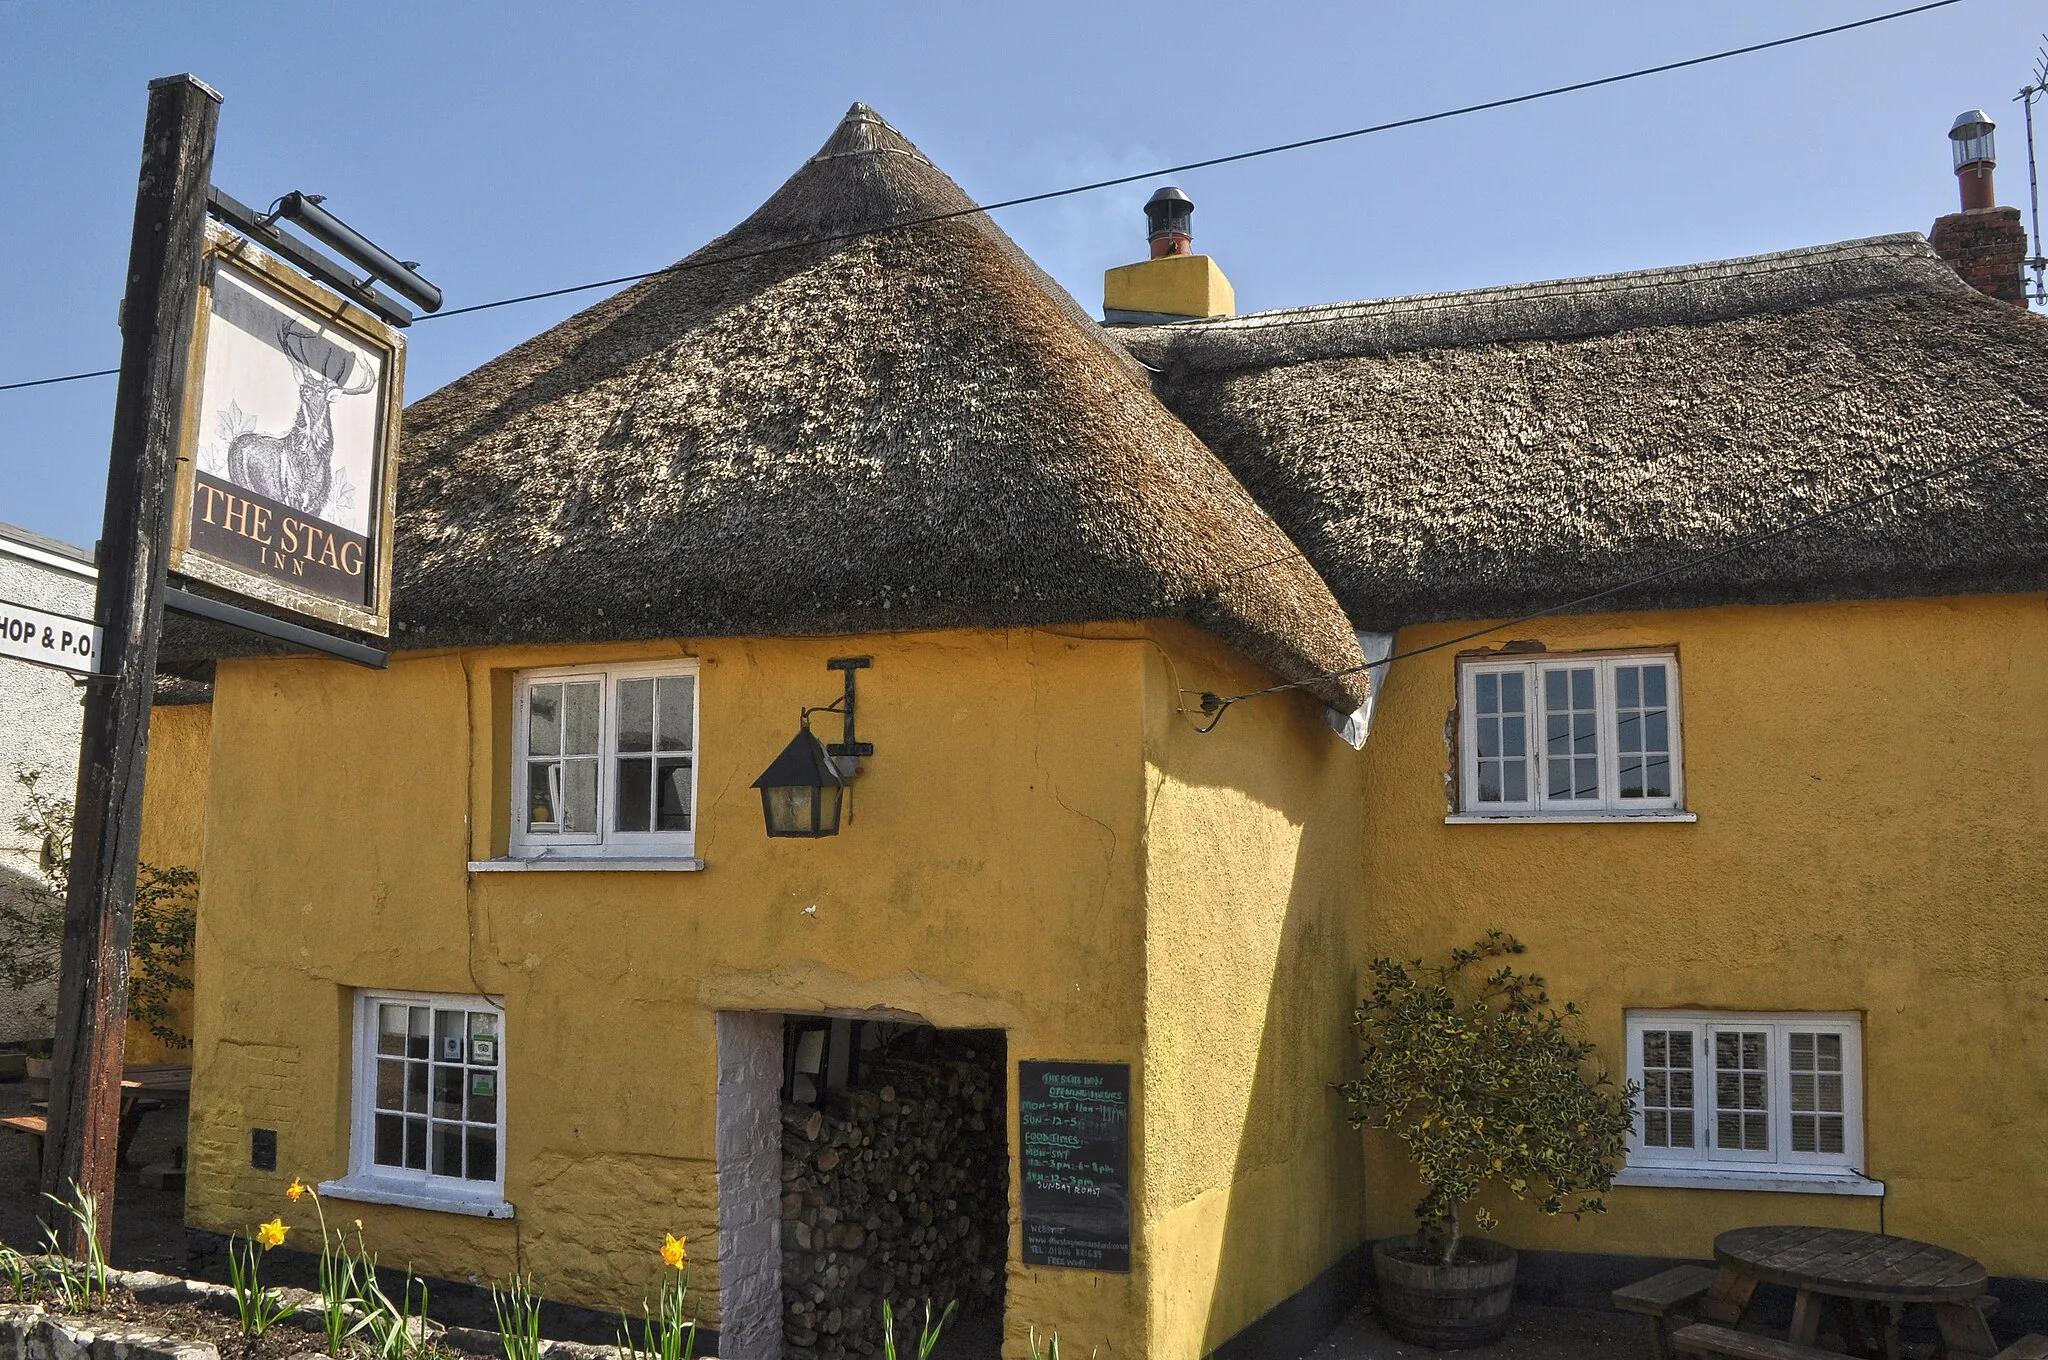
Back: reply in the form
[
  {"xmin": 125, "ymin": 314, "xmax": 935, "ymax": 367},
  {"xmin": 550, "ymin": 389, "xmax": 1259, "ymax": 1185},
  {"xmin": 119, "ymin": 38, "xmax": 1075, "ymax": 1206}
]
[
  {"xmin": 0, "ymin": 1301, "xmax": 218, "ymax": 1360},
  {"xmin": 1, "ymin": 1269, "xmax": 628, "ymax": 1360}
]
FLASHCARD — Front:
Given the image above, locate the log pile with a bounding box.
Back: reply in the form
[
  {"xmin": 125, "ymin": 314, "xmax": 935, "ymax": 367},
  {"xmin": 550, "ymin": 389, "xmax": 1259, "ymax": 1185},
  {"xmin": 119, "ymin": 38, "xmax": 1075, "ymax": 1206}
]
[{"xmin": 780, "ymin": 1036, "xmax": 1006, "ymax": 1359}]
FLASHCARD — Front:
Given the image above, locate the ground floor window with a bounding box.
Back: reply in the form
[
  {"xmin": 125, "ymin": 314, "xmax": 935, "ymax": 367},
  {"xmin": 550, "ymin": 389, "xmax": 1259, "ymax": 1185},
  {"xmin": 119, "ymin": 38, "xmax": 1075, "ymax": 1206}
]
[
  {"xmin": 1623, "ymin": 1010, "xmax": 1865, "ymax": 1185},
  {"xmin": 321, "ymin": 990, "xmax": 510, "ymax": 1217}
]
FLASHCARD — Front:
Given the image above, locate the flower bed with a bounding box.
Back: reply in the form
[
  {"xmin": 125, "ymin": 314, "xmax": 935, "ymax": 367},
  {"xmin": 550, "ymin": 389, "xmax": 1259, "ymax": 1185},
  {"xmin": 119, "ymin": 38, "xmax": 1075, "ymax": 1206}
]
[{"xmin": 0, "ymin": 1265, "xmax": 621, "ymax": 1360}]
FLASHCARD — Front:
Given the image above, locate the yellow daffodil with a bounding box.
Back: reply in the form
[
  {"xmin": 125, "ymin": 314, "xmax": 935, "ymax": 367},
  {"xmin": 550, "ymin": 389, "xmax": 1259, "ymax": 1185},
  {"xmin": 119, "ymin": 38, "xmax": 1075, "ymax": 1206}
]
[
  {"xmin": 286, "ymin": 1177, "xmax": 307, "ymax": 1202},
  {"xmin": 660, "ymin": 1233, "xmax": 687, "ymax": 1269},
  {"xmin": 255, "ymin": 1217, "xmax": 288, "ymax": 1250}
]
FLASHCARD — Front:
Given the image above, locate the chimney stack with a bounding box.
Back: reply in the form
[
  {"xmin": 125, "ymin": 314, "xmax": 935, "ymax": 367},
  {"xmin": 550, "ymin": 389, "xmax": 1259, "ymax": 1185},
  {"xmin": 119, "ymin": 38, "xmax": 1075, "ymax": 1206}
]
[
  {"xmin": 1949, "ymin": 110, "xmax": 1998, "ymax": 210},
  {"xmin": 1929, "ymin": 110, "xmax": 2029, "ymax": 307},
  {"xmin": 1103, "ymin": 186, "xmax": 1235, "ymax": 325},
  {"xmin": 1144, "ymin": 187, "xmax": 1195, "ymax": 258}
]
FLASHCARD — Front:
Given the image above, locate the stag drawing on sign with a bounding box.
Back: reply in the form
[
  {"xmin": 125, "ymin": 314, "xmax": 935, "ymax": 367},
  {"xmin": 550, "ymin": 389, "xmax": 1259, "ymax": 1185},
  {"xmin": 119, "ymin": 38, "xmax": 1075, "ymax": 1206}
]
[{"xmin": 226, "ymin": 321, "xmax": 376, "ymax": 517}]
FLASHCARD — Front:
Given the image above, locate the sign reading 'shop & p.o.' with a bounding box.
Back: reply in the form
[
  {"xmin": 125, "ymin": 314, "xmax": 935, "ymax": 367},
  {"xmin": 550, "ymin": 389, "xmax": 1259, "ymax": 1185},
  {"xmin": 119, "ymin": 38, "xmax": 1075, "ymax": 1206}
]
[{"xmin": 0, "ymin": 599, "xmax": 102, "ymax": 676}]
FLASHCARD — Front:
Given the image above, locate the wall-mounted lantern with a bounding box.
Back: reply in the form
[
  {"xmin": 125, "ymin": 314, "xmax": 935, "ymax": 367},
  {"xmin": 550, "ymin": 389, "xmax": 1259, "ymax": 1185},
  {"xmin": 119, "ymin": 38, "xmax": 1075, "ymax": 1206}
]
[
  {"xmin": 753, "ymin": 724, "xmax": 845, "ymax": 837},
  {"xmin": 752, "ymin": 658, "xmax": 873, "ymax": 838}
]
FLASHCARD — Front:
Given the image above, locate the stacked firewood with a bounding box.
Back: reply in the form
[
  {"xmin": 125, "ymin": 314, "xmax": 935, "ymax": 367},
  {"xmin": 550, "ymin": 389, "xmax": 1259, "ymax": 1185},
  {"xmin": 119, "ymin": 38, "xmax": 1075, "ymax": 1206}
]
[{"xmin": 780, "ymin": 1040, "xmax": 1006, "ymax": 1359}]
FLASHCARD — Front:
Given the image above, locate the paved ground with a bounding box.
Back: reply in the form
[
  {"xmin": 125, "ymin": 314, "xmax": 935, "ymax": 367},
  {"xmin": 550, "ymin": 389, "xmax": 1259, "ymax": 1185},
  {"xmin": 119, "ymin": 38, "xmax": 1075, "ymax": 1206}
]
[
  {"xmin": 0, "ymin": 1074, "xmax": 192, "ymax": 1272},
  {"xmin": 1307, "ymin": 1302, "xmax": 1644, "ymax": 1360},
  {"xmin": 6, "ymin": 1077, "xmax": 1659, "ymax": 1359},
  {"xmin": 929, "ymin": 1305, "xmax": 1003, "ymax": 1360}
]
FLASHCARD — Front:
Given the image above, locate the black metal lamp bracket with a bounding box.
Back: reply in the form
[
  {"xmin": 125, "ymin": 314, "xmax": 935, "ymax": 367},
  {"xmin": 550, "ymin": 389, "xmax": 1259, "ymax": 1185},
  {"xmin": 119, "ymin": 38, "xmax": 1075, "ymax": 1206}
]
[{"xmin": 824, "ymin": 657, "xmax": 874, "ymax": 759}]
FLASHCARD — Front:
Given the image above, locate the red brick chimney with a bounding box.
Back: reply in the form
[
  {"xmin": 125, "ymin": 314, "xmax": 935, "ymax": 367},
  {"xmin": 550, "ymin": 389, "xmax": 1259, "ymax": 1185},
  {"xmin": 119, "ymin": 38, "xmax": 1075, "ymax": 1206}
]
[{"xmin": 1929, "ymin": 109, "xmax": 2029, "ymax": 307}]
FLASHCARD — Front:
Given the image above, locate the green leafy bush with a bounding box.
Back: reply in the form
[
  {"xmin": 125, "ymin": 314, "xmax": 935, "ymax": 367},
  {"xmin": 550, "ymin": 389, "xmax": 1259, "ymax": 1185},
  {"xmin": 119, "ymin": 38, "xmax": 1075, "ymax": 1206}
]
[
  {"xmin": 5, "ymin": 767, "xmax": 196, "ymax": 1046},
  {"xmin": 1339, "ymin": 931, "xmax": 1636, "ymax": 1267}
]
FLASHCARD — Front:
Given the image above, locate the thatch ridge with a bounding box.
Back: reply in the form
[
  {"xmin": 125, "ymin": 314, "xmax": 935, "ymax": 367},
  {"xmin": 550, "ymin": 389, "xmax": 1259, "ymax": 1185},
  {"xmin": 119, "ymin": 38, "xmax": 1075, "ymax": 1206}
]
[
  {"xmin": 1123, "ymin": 236, "xmax": 2048, "ymax": 630},
  {"xmin": 373, "ymin": 105, "xmax": 1367, "ymax": 706},
  {"xmin": 1123, "ymin": 234, "xmax": 1966, "ymax": 367}
]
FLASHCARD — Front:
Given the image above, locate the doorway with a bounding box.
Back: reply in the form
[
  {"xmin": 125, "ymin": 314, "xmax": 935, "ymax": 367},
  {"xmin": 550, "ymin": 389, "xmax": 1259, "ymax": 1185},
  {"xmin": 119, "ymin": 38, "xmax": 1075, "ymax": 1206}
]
[{"xmin": 718, "ymin": 1013, "xmax": 1006, "ymax": 1360}]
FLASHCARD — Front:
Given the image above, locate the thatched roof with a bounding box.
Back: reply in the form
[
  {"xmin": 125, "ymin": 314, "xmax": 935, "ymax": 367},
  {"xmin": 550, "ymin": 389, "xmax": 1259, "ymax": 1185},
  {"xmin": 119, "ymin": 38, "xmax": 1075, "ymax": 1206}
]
[
  {"xmin": 1121, "ymin": 234, "xmax": 2048, "ymax": 630},
  {"xmin": 374, "ymin": 105, "xmax": 1367, "ymax": 707},
  {"xmin": 153, "ymin": 668, "xmax": 214, "ymax": 706}
]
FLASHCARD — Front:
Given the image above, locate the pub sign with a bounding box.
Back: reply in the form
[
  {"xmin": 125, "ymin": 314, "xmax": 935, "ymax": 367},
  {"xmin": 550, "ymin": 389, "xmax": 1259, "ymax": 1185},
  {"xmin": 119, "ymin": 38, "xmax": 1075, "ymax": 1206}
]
[{"xmin": 171, "ymin": 219, "xmax": 404, "ymax": 636}]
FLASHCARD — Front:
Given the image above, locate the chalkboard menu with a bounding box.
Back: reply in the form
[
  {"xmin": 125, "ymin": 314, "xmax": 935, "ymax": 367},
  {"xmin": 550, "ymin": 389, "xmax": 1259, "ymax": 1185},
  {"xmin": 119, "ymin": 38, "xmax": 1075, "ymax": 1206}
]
[{"xmin": 1018, "ymin": 1060, "xmax": 1130, "ymax": 1272}]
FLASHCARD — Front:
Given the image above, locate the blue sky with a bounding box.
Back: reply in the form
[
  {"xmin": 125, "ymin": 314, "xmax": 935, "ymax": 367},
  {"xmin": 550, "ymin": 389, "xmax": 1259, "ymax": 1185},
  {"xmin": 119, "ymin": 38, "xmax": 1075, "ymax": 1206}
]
[{"xmin": 1, "ymin": 0, "xmax": 2041, "ymax": 548}]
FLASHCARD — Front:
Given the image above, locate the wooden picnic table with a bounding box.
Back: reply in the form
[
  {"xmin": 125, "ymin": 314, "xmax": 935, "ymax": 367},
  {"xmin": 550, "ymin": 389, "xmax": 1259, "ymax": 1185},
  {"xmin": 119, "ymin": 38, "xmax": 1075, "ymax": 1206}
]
[
  {"xmin": 8, "ymin": 1059, "xmax": 191, "ymax": 1175},
  {"xmin": 1702, "ymin": 1225, "xmax": 1996, "ymax": 1360},
  {"xmin": 120, "ymin": 1064, "xmax": 193, "ymax": 1098}
]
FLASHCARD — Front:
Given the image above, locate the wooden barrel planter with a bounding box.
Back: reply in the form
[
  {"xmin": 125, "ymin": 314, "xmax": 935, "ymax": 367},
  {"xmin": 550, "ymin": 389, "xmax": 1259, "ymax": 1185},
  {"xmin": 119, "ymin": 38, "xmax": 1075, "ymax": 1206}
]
[{"xmin": 1372, "ymin": 1235, "xmax": 1518, "ymax": 1348}]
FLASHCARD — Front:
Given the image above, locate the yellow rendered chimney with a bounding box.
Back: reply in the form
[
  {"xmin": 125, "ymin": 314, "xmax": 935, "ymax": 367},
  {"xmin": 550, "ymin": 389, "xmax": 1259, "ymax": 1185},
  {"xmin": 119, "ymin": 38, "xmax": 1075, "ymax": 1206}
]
[{"xmin": 1103, "ymin": 187, "xmax": 1235, "ymax": 324}]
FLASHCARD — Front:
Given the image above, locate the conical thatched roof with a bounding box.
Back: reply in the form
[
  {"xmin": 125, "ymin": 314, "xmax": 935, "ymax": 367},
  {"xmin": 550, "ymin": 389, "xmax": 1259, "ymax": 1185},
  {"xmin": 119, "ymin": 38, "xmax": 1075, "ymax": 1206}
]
[
  {"xmin": 388, "ymin": 105, "xmax": 1368, "ymax": 708},
  {"xmin": 1123, "ymin": 235, "xmax": 2048, "ymax": 630}
]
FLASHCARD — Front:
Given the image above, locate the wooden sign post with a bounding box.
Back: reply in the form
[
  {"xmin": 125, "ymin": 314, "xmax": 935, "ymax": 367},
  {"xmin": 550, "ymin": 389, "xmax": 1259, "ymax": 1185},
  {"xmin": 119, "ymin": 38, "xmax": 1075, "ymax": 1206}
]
[{"xmin": 42, "ymin": 73, "xmax": 220, "ymax": 1255}]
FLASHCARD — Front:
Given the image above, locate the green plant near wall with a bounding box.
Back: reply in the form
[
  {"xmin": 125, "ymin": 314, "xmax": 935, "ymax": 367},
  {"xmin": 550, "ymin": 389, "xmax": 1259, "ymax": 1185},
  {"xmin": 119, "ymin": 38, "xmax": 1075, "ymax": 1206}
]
[
  {"xmin": 619, "ymin": 1234, "xmax": 697, "ymax": 1360},
  {"xmin": 3, "ymin": 767, "xmax": 196, "ymax": 1047},
  {"xmin": 40, "ymin": 1180, "xmax": 111, "ymax": 1309},
  {"xmin": 881, "ymin": 1299, "xmax": 955, "ymax": 1360},
  {"xmin": 1339, "ymin": 930, "xmax": 1637, "ymax": 1268},
  {"xmin": 226, "ymin": 1217, "xmax": 299, "ymax": 1337}
]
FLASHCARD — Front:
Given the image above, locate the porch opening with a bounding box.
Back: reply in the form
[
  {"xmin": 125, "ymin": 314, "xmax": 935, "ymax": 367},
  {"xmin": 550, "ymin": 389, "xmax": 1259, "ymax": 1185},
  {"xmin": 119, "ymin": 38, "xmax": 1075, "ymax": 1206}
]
[{"xmin": 779, "ymin": 1017, "xmax": 1007, "ymax": 1360}]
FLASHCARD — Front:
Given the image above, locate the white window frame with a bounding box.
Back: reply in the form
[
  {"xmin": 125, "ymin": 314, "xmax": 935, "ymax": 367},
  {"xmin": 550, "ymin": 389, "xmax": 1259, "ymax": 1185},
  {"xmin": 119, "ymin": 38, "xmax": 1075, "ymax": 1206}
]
[
  {"xmin": 318, "ymin": 989, "xmax": 513, "ymax": 1219},
  {"xmin": 1615, "ymin": 1010, "xmax": 1877, "ymax": 1196},
  {"xmin": 508, "ymin": 659, "xmax": 700, "ymax": 861},
  {"xmin": 1454, "ymin": 651, "xmax": 1687, "ymax": 820}
]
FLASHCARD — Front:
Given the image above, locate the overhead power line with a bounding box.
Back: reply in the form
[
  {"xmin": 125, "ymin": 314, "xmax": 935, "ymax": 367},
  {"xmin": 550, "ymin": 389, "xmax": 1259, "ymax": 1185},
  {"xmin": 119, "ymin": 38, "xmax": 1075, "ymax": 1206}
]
[
  {"xmin": 0, "ymin": 367, "xmax": 119, "ymax": 394},
  {"xmin": 425, "ymin": 0, "xmax": 1965, "ymax": 320},
  {"xmin": 0, "ymin": 0, "xmax": 1963, "ymax": 391},
  {"xmin": 1191, "ymin": 423, "xmax": 2048, "ymax": 730}
]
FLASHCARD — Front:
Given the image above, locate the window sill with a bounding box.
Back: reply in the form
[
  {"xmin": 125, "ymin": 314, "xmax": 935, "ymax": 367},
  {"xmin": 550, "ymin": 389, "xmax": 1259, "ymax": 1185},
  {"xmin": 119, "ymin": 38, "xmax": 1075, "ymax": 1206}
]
[
  {"xmin": 468, "ymin": 856, "xmax": 705, "ymax": 873},
  {"xmin": 1612, "ymin": 1166, "xmax": 1883, "ymax": 1197},
  {"xmin": 317, "ymin": 1177, "xmax": 515, "ymax": 1218},
  {"xmin": 1445, "ymin": 812, "xmax": 1697, "ymax": 825}
]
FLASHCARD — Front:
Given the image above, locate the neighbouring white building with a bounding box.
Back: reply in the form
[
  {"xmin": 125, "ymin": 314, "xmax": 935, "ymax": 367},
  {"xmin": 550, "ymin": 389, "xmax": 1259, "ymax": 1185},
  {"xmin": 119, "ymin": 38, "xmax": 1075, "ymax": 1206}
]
[{"xmin": 0, "ymin": 520, "xmax": 96, "ymax": 1043}]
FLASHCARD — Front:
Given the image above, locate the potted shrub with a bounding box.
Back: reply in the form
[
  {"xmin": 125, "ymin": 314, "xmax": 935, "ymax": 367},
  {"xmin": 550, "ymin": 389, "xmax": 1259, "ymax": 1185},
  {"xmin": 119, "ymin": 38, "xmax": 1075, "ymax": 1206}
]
[{"xmin": 1339, "ymin": 931, "xmax": 1635, "ymax": 1348}]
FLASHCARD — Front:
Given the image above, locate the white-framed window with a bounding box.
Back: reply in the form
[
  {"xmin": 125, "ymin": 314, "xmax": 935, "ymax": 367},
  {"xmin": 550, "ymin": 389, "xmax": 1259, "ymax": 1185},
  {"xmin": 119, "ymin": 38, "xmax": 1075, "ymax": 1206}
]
[
  {"xmin": 510, "ymin": 660, "xmax": 698, "ymax": 859},
  {"xmin": 1458, "ymin": 652, "xmax": 1683, "ymax": 816},
  {"xmin": 320, "ymin": 990, "xmax": 510, "ymax": 1218},
  {"xmin": 1623, "ymin": 1011, "xmax": 1865, "ymax": 1182}
]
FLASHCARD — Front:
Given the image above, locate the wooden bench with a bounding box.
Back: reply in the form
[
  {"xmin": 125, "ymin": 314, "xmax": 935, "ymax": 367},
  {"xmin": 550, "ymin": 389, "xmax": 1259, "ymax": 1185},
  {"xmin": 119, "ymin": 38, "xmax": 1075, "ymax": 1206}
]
[
  {"xmin": 1671, "ymin": 1322, "xmax": 1838, "ymax": 1360},
  {"xmin": 0, "ymin": 1113, "xmax": 47, "ymax": 1180},
  {"xmin": 1678, "ymin": 1320, "xmax": 2048, "ymax": 1360},
  {"xmin": 1614, "ymin": 1264, "xmax": 1718, "ymax": 1360}
]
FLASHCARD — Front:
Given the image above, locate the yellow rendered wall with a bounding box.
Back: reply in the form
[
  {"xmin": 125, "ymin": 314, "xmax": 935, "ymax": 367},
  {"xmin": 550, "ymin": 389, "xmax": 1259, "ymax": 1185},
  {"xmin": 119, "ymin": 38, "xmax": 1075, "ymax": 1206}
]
[
  {"xmin": 1137, "ymin": 623, "xmax": 1368, "ymax": 1355},
  {"xmin": 186, "ymin": 628, "xmax": 1185, "ymax": 1354},
  {"xmin": 1356, "ymin": 595, "xmax": 2048, "ymax": 1278},
  {"xmin": 127, "ymin": 702, "xmax": 211, "ymax": 1063},
  {"xmin": 1103, "ymin": 256, "xmax": 1235, "ymax": 320}
]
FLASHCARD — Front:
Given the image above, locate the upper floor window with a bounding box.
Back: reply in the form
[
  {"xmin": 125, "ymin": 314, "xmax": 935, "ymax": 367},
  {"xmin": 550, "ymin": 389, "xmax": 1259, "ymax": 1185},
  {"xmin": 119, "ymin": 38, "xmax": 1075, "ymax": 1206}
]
[
  {"xmin": 1623, "ymin": 1010, "xmax": 1865, "ymax": 1184},
  {"xmin": 1458, "ymin": 652, "xmax": 1683, "ymax": 817},
  {"xmin": 511, "ymin": 660, "xmax": 698, "ymax": 859}
]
